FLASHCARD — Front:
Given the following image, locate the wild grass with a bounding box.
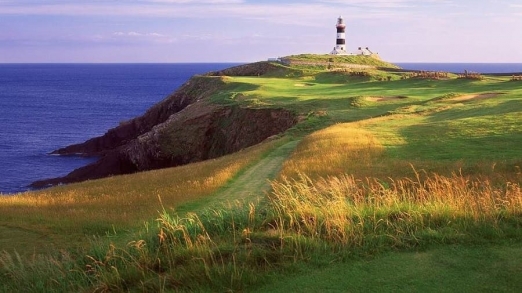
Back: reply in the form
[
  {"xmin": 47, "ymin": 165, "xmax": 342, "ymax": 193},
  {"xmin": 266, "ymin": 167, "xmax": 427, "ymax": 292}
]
[
  {"xmin": 279, "ymin": 124, "xmax": 386, "ymax": 179},
  {"xmin": 0, "ymin": 138, "xmax": 286, "ymax": 254},
  {"xmin": 2, "ymin": 169, "xmax": 519, "ymax": 292},
  {"xmin": 1, "ymin": 61, "xmax": 522, "ymax": 291},
  {"xmin": 3, "ymin": 118, "xmax": 520, "ymax": 291},
  {"xmin": 284, "ymin": 54, "xmax": 400, "ymax": 68}
]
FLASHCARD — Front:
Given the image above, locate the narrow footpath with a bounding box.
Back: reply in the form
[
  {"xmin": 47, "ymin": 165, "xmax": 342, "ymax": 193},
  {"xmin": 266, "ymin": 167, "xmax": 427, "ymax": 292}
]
[{"xmin": 211, "ymin": 140, "xmax": 299, "ymax": 204}]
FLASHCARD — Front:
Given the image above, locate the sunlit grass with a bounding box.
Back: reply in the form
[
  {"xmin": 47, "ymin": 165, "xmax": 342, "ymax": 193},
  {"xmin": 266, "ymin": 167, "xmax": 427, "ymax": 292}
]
[
  {"xmin": 1, "ymin": 62, "xmax": 522, "ymax": 291},
  {"xmin": 279, "ymin": 124, "xmax": 386, "ymax": 179},
  {"xmin": 3, "ymin": 170, "xmax": 517, "ymax": 292},
  {"xmin": 0, "ymin": 138, "xmax": 286, "ymax": 252},
  {"xmin": 284, "ymin": 54, "xmax": 400, "ymax": 68},
  {"xmin": 3, "ymin": 165, "xmax": 518, "ymax": 292},
  {"xmin": 269, "ymin": 172, "xmax": 522, "ymax": 247}
]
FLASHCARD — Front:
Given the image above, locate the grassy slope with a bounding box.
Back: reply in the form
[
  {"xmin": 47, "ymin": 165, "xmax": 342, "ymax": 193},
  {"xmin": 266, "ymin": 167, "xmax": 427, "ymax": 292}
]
[
  {"xmin": 1, "ymin": 58, "xmax": 521, "ymax": 291},
  {"xmin": 284, "ymin": 54, "xmax": 400, "ymax": 68},
  {"xmin": 256, "ymin": 244, "xmax": 522, "ymax": 292},
  {"xmin": 0, "ymin": 138, "xmax": 288, "ymax": 255},
  {"xmin": 212, "ymin": 70, "xmax": 522, "ymax": 191},
  {"xmin": 173, "ymin": 139, "xmax": 300, "ymax": 214},
  {"xmin": 197, "ymin": 67, "xmax": 522, "ymax": 292},
  {"xmin": 249, "ymin": 67, "xmax": 521, "ymax": 292}
]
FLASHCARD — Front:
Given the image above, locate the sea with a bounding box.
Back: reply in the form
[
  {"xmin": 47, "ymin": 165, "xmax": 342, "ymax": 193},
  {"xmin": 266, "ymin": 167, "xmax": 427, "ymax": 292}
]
[
  {"xmin": 0, "ymin": 63, "xmax": 240, "ymax": 194},
  {"xmin": 1, "ymin": 62, "xmax": 521, "ymax": 195}
]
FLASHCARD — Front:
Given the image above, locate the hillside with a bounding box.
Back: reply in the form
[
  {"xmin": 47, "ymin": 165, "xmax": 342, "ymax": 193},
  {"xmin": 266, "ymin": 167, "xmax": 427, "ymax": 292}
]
[
  {"xmin": 30, "ymin": 54, "xmax": 400, "ymax": 188},
  {"xmin": 282, "ymin": 53, "xmax": 400, "ymax": 68},
  {"xmin": 2, "ymin": 55, "xmax": 522, "ymax": 292},
  {"xmin": 32, "ymin": 75, "xmax": 297, "ymax": 188}
]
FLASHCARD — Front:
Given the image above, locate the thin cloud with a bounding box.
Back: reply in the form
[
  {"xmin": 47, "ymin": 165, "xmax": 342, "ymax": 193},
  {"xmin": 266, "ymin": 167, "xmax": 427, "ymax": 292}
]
[
  {"xmin": 318, "ymin": 0, "xmax": 413, "ymax": 8},
  {"xmin": 0, "ymin": 0, "xmax": 468, "ymax": 29},
  {"xmin": 113, "ymin": 32, "xmax": 166, "ymax": 37},
  {"xmin": 0, "ymin": 0, "xmax": 458, "ymax": 22},
  {"xmin": 0, "ymin": 1, "xmax": 417, "ymax": 21},
  {"xmin": 109, "ymin": 31, "xmax": 176, "ymax": 44},
  {"xmin": 145, "ymin": 0, "xmax": 244, "ymax": 3},
  {"xmin": 317, "ymin": 0, "xmax": 454, "ymax": 7}
]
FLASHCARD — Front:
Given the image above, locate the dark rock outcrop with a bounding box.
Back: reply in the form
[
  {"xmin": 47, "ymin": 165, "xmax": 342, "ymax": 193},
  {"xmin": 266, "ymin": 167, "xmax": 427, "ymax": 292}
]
[
  {"xmin": 51, "ymin": 76, "xmax": 226, "ymax": 156},
  {"xmin": 31, "ymin": 73, "xmax": 297, "ymax": 188}
]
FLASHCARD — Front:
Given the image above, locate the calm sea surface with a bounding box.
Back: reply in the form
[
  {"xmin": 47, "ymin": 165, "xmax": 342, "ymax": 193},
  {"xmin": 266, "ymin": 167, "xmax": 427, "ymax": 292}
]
[
  {"xmin": 0, "ymin": 63, "xmax": 239, "ymax": 194},
  {"xmin": 1, "ymin": 62, "xmax": 519, "ymax": 195}
]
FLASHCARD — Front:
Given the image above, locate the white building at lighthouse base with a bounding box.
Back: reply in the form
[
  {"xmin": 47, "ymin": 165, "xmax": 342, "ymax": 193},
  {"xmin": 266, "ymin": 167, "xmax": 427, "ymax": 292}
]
[{"xmin": 330, "ymin": 47, "xmax": 352, "ymax": 55}]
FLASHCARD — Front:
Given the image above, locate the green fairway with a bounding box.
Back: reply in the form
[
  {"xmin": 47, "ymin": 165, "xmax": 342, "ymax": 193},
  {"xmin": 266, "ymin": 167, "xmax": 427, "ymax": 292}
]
[
  {"xmin": 255, "ymin": 243, "xmax": 522, "ymax": 293},
  {"xmin": 213, "ymin": 73, "xmax": 522, "ymax": 134}
]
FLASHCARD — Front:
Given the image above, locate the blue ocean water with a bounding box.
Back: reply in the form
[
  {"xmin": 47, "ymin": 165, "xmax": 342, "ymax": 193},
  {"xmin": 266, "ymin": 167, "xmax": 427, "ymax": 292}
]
[{"xmin": 0, "ymin": 63, "xmax": 239, "ymax": 194}]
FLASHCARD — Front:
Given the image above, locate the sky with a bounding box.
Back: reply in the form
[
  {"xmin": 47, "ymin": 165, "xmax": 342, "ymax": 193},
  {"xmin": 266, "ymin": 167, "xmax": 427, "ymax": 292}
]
[{"xmin": 1, "ymin": 0, "xmax": 521, "ymax": 63}]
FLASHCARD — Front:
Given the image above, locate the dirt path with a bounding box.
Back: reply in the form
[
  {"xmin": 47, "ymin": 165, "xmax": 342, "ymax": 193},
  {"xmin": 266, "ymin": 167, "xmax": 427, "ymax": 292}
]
[{"xmin": 211, "ymin": 140, "xmax": 299, "ymax": 204}]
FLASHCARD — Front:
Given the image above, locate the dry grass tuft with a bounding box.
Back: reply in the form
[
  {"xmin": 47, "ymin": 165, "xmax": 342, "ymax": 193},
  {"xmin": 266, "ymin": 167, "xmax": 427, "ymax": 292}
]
[
  {"xmin": 279, "ymin": 124, "xmax": 385, "ymax": 180},
  {"xmin": 449, "ymin": 92, "xmax": 504, "ymax": 102},
  {"xmin": 268, "ymin": 171, "xmax": 522, "ymax": 246}
]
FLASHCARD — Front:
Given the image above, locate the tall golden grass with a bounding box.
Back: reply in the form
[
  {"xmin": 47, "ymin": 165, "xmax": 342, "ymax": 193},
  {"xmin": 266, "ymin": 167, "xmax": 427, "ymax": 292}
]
[
  {"xmin": 2, "ymin": 120, "xmax": 521, "ymax": 291},
  {"xmin": 280, "ymin": 120, "xmax": 521, "ymax": 184},
  {"xmin": 269, "ymin": 172, "xmax": 522, "ymax": 247},
  {"xmin": 81, "ymin": 120, "xmax": 520, "ymax": 291},
  {"xmin": 70, "ymin": 170, "xmax": 522, "ymax": 292},
  {"xmin": 0, "ymin": 138, "xmax": 285, "ymax": 251},
  {"xmin": 272, "ymin": 120, "xmax": 521, "ymax": 248},
  {"xmin": 279, "ymin": 123, "xmax": 385, "ymax": 180}
]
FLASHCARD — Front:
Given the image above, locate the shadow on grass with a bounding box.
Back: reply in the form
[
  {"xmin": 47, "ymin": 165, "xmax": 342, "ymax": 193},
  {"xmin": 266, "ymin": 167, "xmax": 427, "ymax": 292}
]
[
  {"xmin": 254, "ymin": 242, "xmax": 522, "ymax": 293},
  {"xmin": 424, "ymin": 98, "xmax": 522, "ymax": 122},
  {"xmin": 392, "ymin": 99, "xmax": 522, "ymax": 169}
]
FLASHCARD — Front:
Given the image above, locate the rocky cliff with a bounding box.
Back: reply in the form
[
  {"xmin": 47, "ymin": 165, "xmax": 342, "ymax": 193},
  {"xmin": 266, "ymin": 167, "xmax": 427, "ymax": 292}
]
[{"xmin": 32, "ymin": 66, "xmax": 297, "ymax": 188}]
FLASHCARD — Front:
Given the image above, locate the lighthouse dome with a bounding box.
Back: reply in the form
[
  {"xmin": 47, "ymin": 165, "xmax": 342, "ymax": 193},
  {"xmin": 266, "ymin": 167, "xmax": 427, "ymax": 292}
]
[{"xmin": 336, "ymin": 16, "xmax": 346, "ymax": 28}]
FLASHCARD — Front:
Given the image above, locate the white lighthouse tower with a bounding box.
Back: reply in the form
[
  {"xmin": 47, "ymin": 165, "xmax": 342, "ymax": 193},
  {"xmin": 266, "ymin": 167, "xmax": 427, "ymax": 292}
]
[{"xmin": 330, "ymin": 16, "xmax": 348, "ymax": 55}]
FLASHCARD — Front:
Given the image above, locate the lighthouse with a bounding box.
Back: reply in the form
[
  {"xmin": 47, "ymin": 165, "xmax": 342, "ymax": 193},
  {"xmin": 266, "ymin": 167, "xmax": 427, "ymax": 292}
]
[{"xmin": 330, "ymin": 16, "xmax": 348, "ymax": 55}]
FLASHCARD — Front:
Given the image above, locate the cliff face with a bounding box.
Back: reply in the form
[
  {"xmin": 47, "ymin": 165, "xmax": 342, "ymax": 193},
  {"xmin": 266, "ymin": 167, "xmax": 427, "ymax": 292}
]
[
  {"xmin": 32, "ymin": 73, "xmax": 297, "ymax": 188},
  {"xmin": 51, "ymin": 76, "xmax": 226, "ymax": 156}
]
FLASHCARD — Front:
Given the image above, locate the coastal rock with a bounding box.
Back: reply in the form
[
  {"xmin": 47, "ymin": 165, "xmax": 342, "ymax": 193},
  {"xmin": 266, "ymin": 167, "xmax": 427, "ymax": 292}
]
[
  {"xmin": 51, "ymin": 76, "xmax": 226, "ymax": 156},
  {"xmin": 32, "ymin": 70, "xmax": 297, "ymax": 188}
]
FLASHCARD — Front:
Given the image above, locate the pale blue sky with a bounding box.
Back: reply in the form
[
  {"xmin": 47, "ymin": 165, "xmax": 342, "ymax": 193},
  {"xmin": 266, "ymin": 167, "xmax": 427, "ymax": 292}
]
[{"xmin": 1, "ymin": 0, "xmax": 521, "ymax": 63}]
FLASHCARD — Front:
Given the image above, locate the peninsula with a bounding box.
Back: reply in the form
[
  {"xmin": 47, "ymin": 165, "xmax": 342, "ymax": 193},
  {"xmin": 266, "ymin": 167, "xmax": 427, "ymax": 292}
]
[{"xmin": 31, "ymin": 54, "xmax": 399, "ymax": 187}]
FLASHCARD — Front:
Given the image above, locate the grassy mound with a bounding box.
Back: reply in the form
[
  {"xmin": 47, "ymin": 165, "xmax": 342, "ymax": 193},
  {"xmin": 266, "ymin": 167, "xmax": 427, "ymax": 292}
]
[{"xmin": 283, "ymin": 54, "xmax": 400, "ymax": 68}]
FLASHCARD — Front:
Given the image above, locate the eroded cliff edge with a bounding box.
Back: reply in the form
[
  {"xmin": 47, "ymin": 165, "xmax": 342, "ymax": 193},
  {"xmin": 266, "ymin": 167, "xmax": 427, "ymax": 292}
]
[{"xmin": 31, "ymin": 63, "xmax": 298, "ymax": 188}]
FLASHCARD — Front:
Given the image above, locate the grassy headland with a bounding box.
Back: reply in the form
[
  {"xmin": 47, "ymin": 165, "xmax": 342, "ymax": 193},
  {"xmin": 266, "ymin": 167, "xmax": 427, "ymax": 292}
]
[
  {"xmin": 1, "ymin": 56, "xmax": 521, "ymax": 292},
  {"xmin": 282, "ymin": 53, "xmax": 400, "ymax": 68}
]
